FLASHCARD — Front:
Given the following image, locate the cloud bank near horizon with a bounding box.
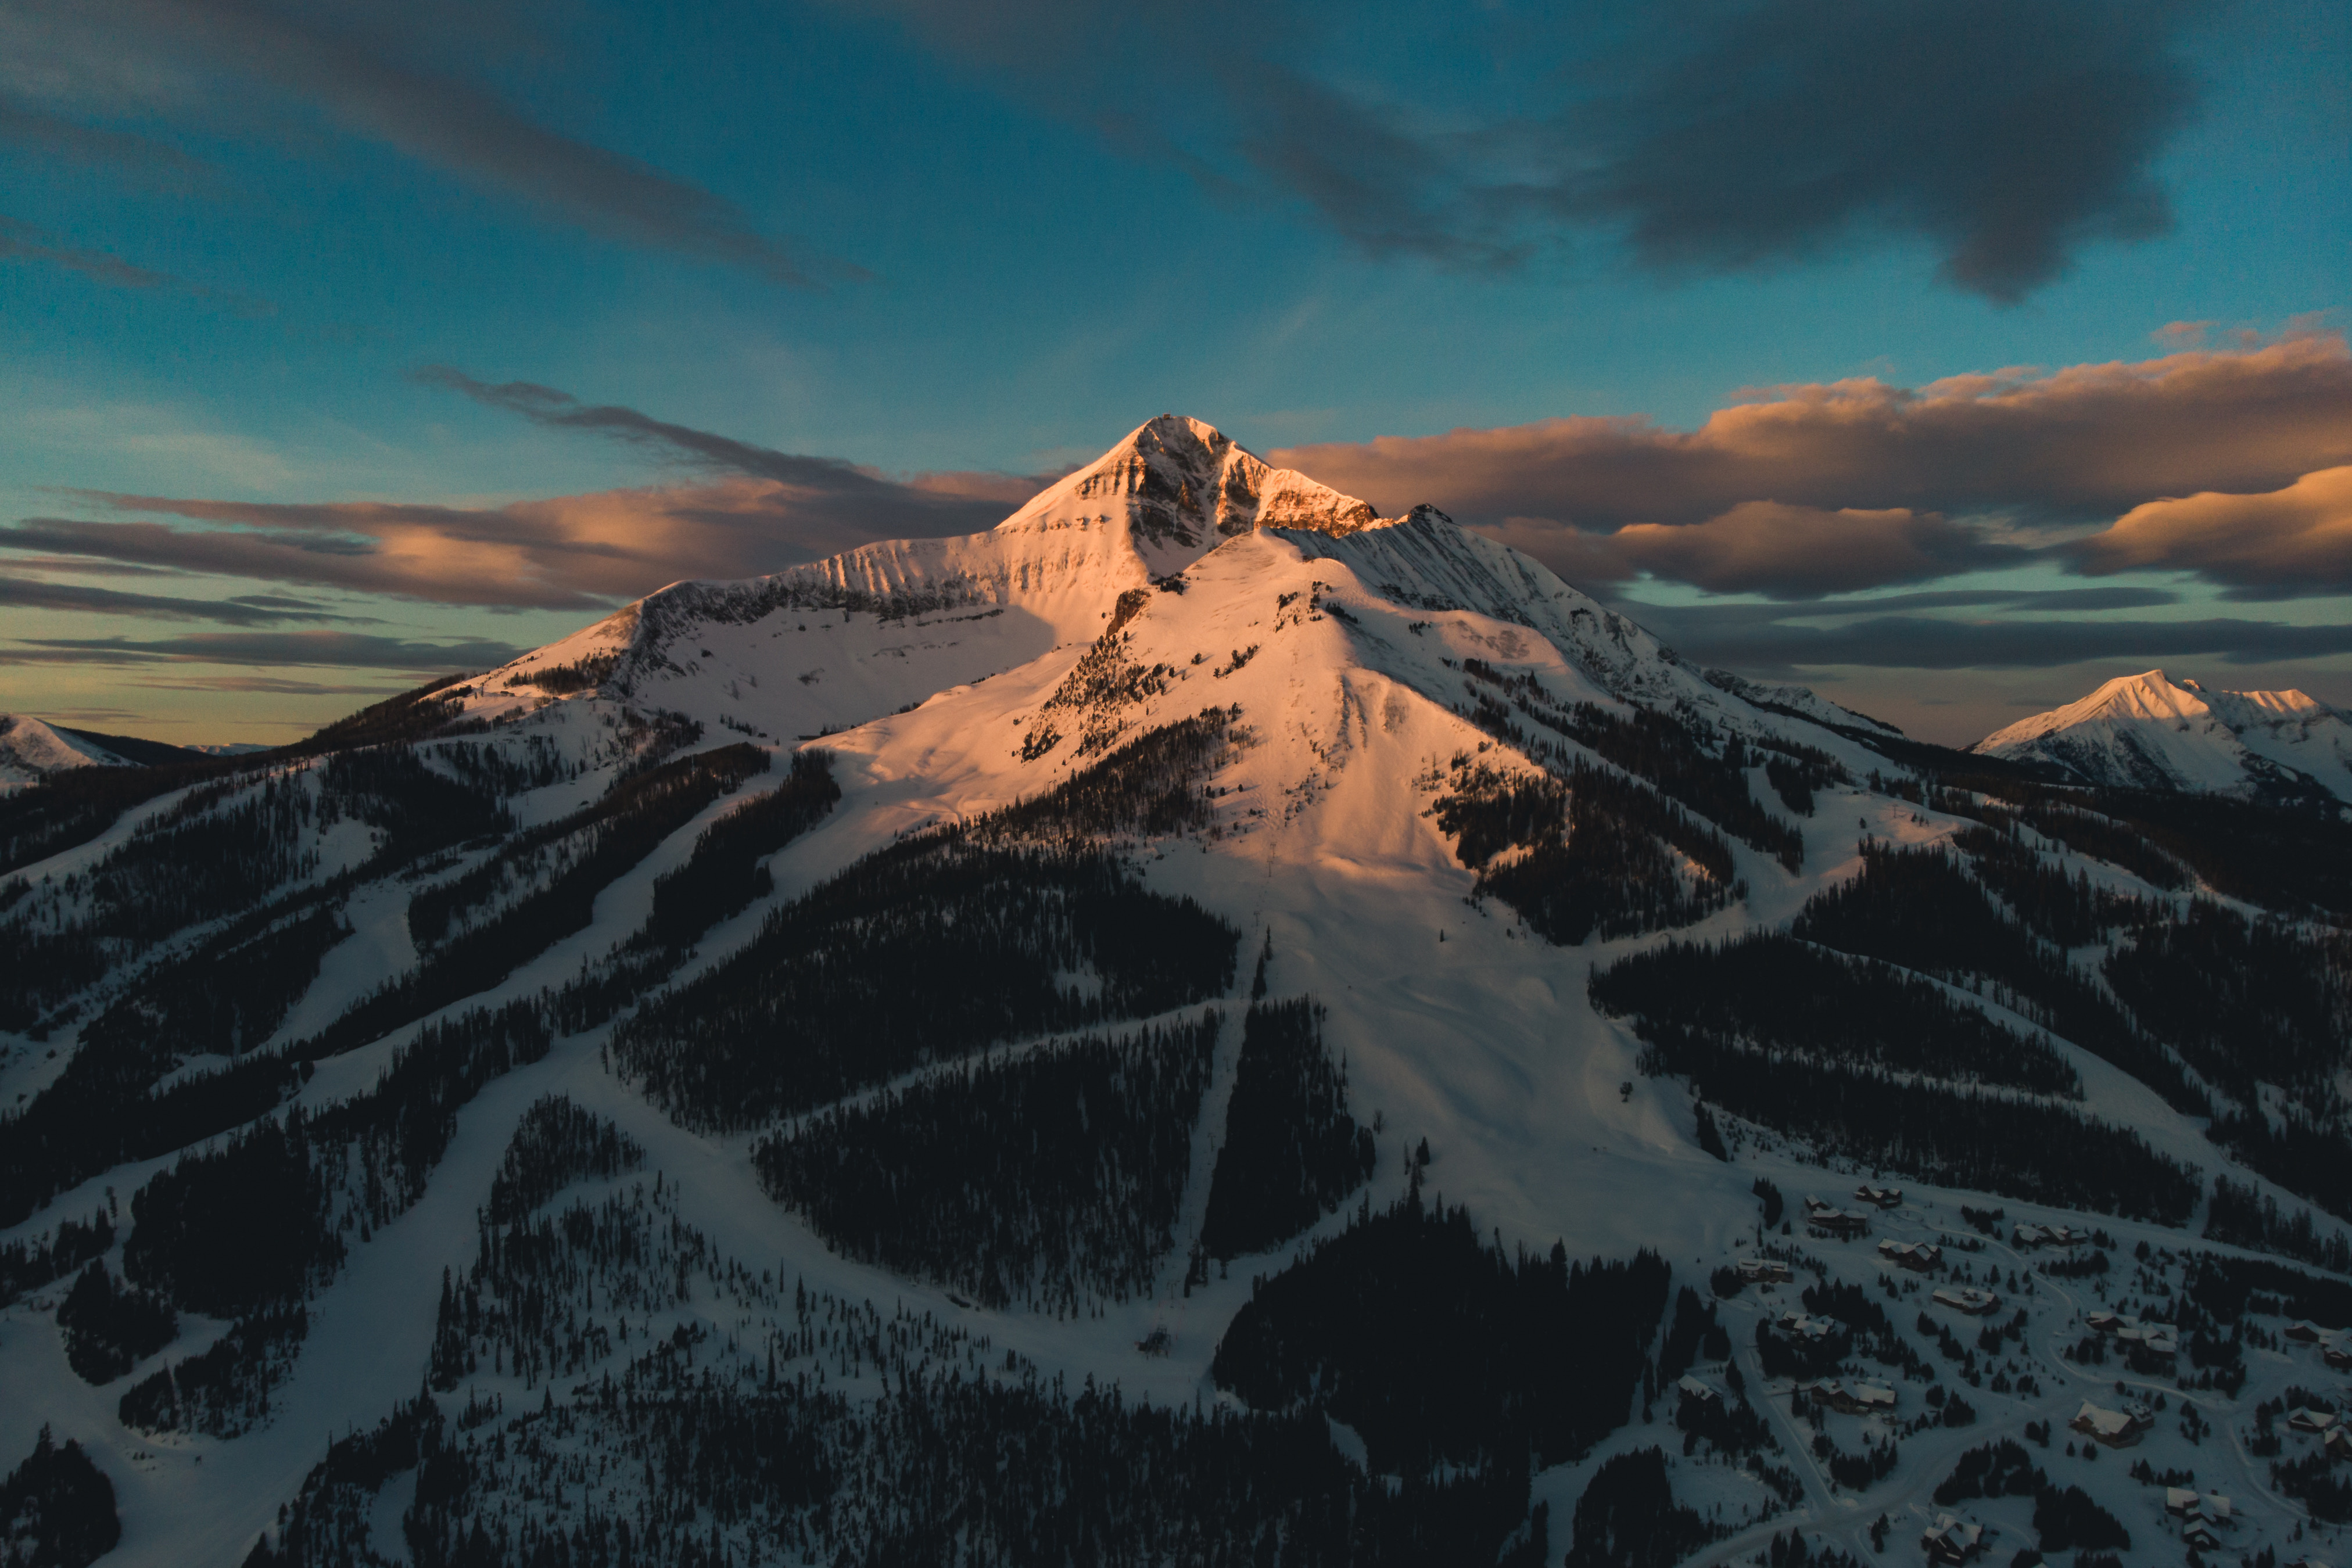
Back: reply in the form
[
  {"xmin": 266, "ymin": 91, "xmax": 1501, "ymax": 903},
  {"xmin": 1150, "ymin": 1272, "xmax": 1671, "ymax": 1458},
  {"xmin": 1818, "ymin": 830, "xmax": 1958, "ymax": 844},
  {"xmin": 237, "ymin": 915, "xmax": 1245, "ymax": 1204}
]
[{"xmin": 1272, "ymin": 332, "xmax": 2352, "ymax": 602}]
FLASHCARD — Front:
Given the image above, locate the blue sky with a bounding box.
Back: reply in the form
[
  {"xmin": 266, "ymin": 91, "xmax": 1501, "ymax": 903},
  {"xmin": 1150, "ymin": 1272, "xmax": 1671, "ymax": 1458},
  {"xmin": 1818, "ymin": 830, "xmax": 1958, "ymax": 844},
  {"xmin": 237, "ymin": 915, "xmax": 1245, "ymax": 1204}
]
[{"xmin": 1, "ymin": 0, "xmax": 2347, "ymax": 744}]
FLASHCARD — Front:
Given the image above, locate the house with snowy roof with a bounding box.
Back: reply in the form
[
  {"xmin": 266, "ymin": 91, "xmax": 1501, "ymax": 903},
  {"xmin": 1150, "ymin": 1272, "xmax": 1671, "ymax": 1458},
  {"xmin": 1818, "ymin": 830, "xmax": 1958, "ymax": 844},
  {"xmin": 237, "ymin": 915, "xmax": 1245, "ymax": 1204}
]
[
  {"xmin": 2286, "ymin": 1406, "xmax": 2339, "ymax": 1434},
  {"xmin": 1932, "ymin": 1286, "xmax": 1999, "ymax": 1315},
  {"xmin": 1920, "ymin": 1514, "xmax": 1987, "ymax": 1565},
  {"xmin": 1878, "ymin": 1239, "xmax": 1942, "ymax": 1272},
  {"xmin": 1772, "ymin": 1312, "xmax": 1843, "ymax": 1345},
  {"xmin": 1799, "ymin": 1379, "xmax": 1896, "ymax": 1415},
  {"xmin": 1855, "ymin": 1184, "xmax": 1903, "ymax": 1209},
  {"xmin": 1808, "ymin": 1207, "xmax": 1872, "ymax": 1239},
  {"xmin": 2013, "ymin": 1223, "xmax": 2089, "ymax": 1250},
  {"xmin": 2070, "ymin": 1400, "xmax": 2147, "ymax": 1447},
  {"xmin": 2166, "ymin": 1489, "xmax": 2230, "ymax": 1526},
  {"xmin": 1737, "ymin": 1258, "xmax": 1794, "ymax": 1283}
]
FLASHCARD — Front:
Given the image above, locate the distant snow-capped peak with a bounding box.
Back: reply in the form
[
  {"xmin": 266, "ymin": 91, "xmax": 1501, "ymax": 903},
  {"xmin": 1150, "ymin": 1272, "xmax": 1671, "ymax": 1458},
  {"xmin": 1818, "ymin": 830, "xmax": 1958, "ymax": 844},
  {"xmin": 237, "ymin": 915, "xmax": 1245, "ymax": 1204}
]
[
  {"xmin": 0, "ymin": 714, "xmax": 127, "ymax": 790},
  {"xmin": 1973, "ymin": 668, "xmax": 2352, "ymax": 801}
]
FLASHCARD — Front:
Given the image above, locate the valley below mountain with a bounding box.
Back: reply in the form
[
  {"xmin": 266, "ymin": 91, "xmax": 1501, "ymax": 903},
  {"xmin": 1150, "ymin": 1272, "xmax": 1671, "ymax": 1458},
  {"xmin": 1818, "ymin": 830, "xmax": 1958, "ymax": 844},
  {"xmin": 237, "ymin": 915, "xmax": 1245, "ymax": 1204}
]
[{"xmin": 6, "ymin": 417, "xmax": 2352, "ymax": 1568}]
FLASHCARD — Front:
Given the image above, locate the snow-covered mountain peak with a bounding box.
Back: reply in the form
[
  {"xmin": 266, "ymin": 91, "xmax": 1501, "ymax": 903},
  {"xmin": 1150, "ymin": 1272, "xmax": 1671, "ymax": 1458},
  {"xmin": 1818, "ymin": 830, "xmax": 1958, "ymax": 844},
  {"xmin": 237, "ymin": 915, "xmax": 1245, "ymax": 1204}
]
[
  {"xmin": 995, "ymin": 414, "xmax": 1387, "ymax": 564},
  {"xmin": 1974, "ymin": 668, "xmax": 2352, "ymax": 799},
  {"xmin": 0, "ymin": 715, "xmax": 126, "ymax": 791}
]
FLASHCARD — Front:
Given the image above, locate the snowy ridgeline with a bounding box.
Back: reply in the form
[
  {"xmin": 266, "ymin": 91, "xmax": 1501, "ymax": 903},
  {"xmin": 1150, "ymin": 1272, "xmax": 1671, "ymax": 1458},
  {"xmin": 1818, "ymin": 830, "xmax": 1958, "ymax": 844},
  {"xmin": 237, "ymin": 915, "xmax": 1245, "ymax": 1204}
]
[{"xmin": 5, "ymin": 415, "xmax": 2352, "ymax": 1566}]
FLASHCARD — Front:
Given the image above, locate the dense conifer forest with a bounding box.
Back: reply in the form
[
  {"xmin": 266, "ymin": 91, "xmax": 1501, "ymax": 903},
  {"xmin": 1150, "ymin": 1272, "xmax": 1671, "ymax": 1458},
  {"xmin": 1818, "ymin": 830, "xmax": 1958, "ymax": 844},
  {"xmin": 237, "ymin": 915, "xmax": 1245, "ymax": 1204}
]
[
  {"xmin": 483, "ymin": 1095, "xmax": 646, "ymax": 1228},
  {"xmin": 1199, "ymin": 998, "xmax": 1376, "ymax": 1260},
  {"xmin": 114, "ymin": 1002, "xmax": 553, "ymax": 1433},
  {"xmin": 316, "ymin": 747, "xmax": 766, "ymax": 1056},
  {"xmin": 0, "ymin": 1426, "xmax": 120, "ymax": 1568},
  {"xmin": 1590, "ymin": 934, "xmax": 2081, "ymax": 1095},
  {"xmin": 1433, "ymin": 759, "xmax": 1740, "ymax": 944},
  {"xmin": 613, "ymin": 835, "xmax": 1238, "ymax": 1131},
  {"xmin": 1561, "ymin": 1448, "xmax": 1715, "ymax": 1568},
  {"xmin": 1949, "ymin": 822, "xmax": 2148, "ymax": 948},
  {"xmin": 1455, "ymin": 662, "xmax": 1815, "ymax": 869},
  {"xmin": 0, "ymin": 905, "xmax": 346, "ymax": 1225},
  {"xmin": 639, "ymin": 749, "xmax": 838, "ymax": 950},
  {"xmin": 0, "ymin": 773, "xmax": 322, "ymax": 1028},
  {"xmin": 1593, "ymin": 940, "xmax": 2199, "ymax": 1219},
  {"xmin": 1213, "ymin": 1193, "xmax": 1671, "ymax": 1479},
  {"xmin": 2206, "ymin": 1178, "xmax": 2352, "ymax": 1271},
  {"xmin": 271, "ymin": 1141, "xmax": 1577, "ymax": 1567},
  {"xmin": 756, "ymin": 1016, "xmax": 1219, "ymax": 1312},
  {"xmin": 0, "ymin": 1211, "xmax": 111, "ymax": 1308},
  {"xmin": 1789, "ymin": 842, "xmax": 2199, "ymax": 1110},
  {"xmin": 55, "ymin": 1262, "xmax": 178, "ymax": 1384},
  {"xmin": 973, "ymin": 708, "xmax": 1238, "ymax": 845}
]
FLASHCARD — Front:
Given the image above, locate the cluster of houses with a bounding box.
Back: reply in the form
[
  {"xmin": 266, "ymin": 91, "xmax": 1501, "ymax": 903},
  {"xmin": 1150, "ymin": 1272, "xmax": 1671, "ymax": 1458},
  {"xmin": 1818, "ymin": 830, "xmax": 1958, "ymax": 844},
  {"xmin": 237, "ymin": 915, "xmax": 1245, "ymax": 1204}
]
[
  {"xmin": 1794, "ymin": 1377, "xmax": 1897, "ymax": 1415},
  {"xmin": 2282, "ymin": 1404, "xmax": 2352, "ymax": 1460},
  {"xmin": 2084, "ymin": 1309, "xmax": 2179, "ymax": 1359},
  {"xmin": 1877, "ymin": 1239, "xmax": 1942, "ymax": 1272},
  {"xmin": 2165, "ymin": 1487, "xmax": 2234, "ymax": 1551},
  {"xmin": 1855, "ymin": 1185, "xmax": 1903, "ymax": 1209},
  {"xmin": 2070, "ymin": 1398, "xmax": 2153, "ymax": 1447},
  {"xmin": 2012, "ymin": 1222, "xmax": 2092, "ymax": 1250},
  {"xmin": 1931, "ymin": 1286, "xmax": 2000, "ymax": 1315},
  {"xmin": 2284, "ymin": 1320, "xmax": 2352, "ymax": 1370}
]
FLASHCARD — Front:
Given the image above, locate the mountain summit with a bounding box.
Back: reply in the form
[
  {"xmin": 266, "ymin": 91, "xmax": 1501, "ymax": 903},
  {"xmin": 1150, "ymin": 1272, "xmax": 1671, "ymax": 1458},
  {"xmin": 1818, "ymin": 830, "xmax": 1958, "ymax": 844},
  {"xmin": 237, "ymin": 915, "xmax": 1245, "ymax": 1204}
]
[{"xmin": 1973, "ymin": 667, "xmax": 2352, "ymax": 800}]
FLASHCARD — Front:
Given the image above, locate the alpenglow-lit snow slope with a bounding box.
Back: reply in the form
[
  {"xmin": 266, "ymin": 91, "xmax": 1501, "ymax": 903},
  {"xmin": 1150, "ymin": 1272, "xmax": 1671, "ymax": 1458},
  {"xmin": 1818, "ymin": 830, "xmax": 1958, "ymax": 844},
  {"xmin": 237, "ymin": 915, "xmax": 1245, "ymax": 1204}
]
[
  {"xmin": 0, "ymin": 716, "xmax": 131, "ymax": 792},
  {"xmin": 1974, "ymin": 668, "xmax": 2352, "ymax": 801},
  {"xmin": 6, "ymin": 416, "xmax": 2352, "ymax": 1568}
]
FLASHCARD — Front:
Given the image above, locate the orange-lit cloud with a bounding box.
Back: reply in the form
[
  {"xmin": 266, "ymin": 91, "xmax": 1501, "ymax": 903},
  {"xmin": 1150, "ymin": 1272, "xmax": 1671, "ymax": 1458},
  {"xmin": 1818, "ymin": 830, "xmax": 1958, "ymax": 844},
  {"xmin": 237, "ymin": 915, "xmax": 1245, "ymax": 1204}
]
[
  {"xmin": 3, "ymin": 469, "xmax": 1041, "ymax": 611},
  {"xmin": 1273, "ymin": 333, "xmax": 2352, "ymax": 533},
  {"xmin": 2073, "ymin": 466, "xmax": 2352, "ymax": 598}
]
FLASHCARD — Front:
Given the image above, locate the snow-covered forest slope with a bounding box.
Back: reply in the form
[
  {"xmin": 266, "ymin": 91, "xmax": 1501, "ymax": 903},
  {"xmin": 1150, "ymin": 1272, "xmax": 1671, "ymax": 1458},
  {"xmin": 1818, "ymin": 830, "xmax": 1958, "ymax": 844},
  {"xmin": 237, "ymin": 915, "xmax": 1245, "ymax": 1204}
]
[{"xmin": 6, "ymin": 417, "xmax": 2352, "ymax": 1568}]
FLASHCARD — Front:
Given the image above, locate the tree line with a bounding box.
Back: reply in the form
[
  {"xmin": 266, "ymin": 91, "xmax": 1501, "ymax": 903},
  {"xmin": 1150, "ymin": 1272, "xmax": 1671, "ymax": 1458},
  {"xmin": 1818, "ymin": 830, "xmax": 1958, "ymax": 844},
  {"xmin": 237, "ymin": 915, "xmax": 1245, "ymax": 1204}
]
[
  {"xmin": 1790, "ymin": 842, "xmax": 2200, "ymax": 1111},
  {"xmin": 755, "ymin": 1016, "xmax": 1220, "ymax": 1314},
  {"xmin": 1199, "ymin": 997, "xmax": 1376, "ymax": 1260},
  {"xmin": 1433, "ymin": 757, "xmax": 1740, "ymax": 945},
  {"xmin": 613, "ymin": 834, "xmax": 1239, "ymax": 1132}
]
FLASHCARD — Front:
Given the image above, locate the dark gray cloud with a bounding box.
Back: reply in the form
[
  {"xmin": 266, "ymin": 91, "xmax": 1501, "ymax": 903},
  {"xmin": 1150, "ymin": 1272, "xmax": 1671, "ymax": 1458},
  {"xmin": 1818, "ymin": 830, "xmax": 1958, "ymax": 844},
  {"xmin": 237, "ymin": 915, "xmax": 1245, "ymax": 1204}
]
[
  {"xmin": 415, "ymin": 367, "xmax": 977, "ymax": 499},
  {"xmin": 2, "ymin": 554, "xmax": 187, "ymax": 577},
  {"xmin": 8, "ymin": 0, "xmax": 856, "ymax": 287},
  {"xmin": 0, "ymin": 575, "xmax": 368, "ymax": 623},
  {"xmin": 1564, "ymin": 0, "xmax": 2197, "ymax": 301},
  {"xmin": 844, "ymin": 0, "xmax": 2203, "ymax": 299},
  {"xmin": 1625, "ymin": 598, "xmax": 2352, "ymax": 676},
  {"xmin": 1487, "ymin": 503, "xmax": 2029, "ymax": 599},
  {"xmin": 0, "ymin": 629, "xmax": 523, "ymax": 670},
  {"xmin": 132, "ymin": 674, "xmax": 407, "ymax": 696}
]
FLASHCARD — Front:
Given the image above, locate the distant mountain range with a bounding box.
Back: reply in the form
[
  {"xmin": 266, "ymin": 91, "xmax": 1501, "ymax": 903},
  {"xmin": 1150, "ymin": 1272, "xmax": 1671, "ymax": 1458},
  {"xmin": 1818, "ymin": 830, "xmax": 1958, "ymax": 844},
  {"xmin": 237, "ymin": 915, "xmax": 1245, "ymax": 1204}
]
[
  {"xmin": 3, "ymin": 415, "xmax": 2349, "ymax": 1568},
  {"xmin": 0, "ymin": 716, "xmax": 269, "ymax": 790}
]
